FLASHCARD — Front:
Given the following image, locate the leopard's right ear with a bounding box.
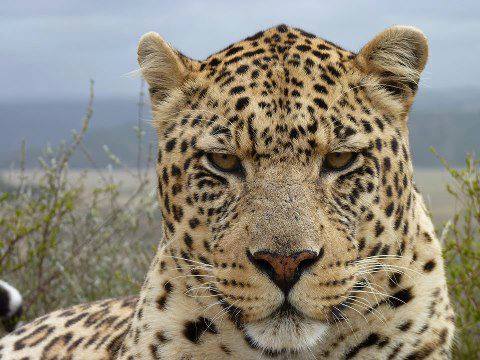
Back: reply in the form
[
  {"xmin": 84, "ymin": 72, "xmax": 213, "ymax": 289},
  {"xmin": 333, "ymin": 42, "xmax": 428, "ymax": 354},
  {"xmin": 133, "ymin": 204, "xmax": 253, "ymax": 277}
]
[
  {"xmin": 137, "ymin": 32, "xmax": 199, "ymax": 102},
  {"xmin": 355, "ymin": 26, "xmax": 429, "ymax": 117}
]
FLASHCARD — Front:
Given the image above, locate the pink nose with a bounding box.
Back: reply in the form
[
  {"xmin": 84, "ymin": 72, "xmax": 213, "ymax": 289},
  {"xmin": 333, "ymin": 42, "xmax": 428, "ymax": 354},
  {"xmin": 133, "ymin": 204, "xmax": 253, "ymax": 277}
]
[{"xmin": 247, "ymin": 250, "xmax": 321, "ymax": 294}]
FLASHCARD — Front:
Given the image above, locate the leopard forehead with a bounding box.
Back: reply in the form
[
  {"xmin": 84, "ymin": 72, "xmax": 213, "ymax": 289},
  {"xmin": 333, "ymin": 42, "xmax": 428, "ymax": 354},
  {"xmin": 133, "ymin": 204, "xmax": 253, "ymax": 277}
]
[{"xmin": 154, "ymin": 24, "xmax": 379, "ymax": 161}]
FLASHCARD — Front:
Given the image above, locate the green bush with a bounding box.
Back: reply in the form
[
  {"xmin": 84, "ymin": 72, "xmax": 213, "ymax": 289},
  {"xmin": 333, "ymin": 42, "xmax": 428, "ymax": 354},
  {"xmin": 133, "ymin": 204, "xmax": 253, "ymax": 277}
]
[
  {"xmin": 433, "ymin": 149, "xmax": 480, "ymax": 358},
  {"xmin": 0, "ymin": 82, "xmax": 160, "ymax": 320}
]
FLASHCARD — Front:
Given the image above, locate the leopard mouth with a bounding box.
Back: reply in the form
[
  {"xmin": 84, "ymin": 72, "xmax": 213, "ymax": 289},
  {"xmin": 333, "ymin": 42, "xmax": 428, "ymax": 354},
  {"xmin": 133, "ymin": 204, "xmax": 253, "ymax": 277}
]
[{"xmin": 242, "ymin": 301, "xmax": 329, "ymax": 353}]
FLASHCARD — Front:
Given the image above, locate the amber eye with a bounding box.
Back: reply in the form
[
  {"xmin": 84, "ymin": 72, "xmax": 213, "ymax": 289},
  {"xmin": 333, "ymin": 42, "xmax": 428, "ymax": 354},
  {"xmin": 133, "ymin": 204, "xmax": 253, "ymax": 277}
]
[
  {"xmin": 324, "ymin": 152, "xmax": 357, "ymax": 171},
  {"xmin": 207, "ymin": 153, "xmax": 243, "ymax": 173}
]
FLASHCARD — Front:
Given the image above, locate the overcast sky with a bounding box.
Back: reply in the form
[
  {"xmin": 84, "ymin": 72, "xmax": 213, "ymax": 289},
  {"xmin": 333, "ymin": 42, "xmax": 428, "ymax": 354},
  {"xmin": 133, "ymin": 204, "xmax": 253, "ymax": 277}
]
[{"xmin": 2, "ymin": 0, "xmax": 479, "ymax": 101}]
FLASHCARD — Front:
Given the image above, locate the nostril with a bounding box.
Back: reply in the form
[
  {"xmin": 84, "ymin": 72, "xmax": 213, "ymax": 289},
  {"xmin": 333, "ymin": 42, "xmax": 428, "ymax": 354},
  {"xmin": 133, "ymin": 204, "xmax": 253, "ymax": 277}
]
[
  {"xmin": 247, "ymin": 249, "xmax": 322, "ymax": 294},
  {"xmin": 252, "ymin": 258, "xmax": 276, "ymax": 280},
  {"xmin": 246, "ymin": 250, "xmax": 279, "ymax": 283},
  {"xmin": 295, "ymin": 256, "xmax": 317, "ymax": 276}
]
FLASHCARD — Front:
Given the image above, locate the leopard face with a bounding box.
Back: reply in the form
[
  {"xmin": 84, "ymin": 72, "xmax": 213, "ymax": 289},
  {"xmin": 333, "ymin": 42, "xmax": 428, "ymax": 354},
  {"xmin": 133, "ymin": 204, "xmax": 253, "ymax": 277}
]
[{"xmin": 139, "ymin": 24, "xmax": 429, "ymax": 353}]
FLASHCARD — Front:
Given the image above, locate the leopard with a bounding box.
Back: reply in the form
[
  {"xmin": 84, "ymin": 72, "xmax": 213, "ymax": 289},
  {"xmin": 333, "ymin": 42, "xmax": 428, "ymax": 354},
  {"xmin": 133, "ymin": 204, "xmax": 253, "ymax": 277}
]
[{"xmin": 0, "ymin": 24, "xmax": 455, "ymax": 359}]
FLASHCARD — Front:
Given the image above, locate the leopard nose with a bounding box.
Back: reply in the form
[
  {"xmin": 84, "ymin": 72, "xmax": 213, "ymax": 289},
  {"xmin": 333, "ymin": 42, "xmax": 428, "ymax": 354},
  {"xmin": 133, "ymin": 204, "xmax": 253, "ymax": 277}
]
[{"xmin": 247, "ymin": 249, "xmax": 322, "ymax": 294}]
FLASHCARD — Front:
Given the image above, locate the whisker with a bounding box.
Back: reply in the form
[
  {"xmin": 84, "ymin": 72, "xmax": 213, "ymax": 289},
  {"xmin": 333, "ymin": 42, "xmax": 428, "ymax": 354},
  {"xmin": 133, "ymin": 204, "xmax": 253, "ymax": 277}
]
[
  {"xmin": 160, "ymin": 255, "xmax": 214, "ymax": 267},
  {"xmin": 333, "ymin": 306, "xmax": 358, "ymax": 342},
  {"xmin": 343, "ymin": 296, "xmax": 387, "ymax": 324},
  {"xmin": 338, "ymin": 302, "xmax": 369, "ymax": 324},
  {"xmin": 169, "ymin": 274, "xmax": 217, "ymax": 282}
]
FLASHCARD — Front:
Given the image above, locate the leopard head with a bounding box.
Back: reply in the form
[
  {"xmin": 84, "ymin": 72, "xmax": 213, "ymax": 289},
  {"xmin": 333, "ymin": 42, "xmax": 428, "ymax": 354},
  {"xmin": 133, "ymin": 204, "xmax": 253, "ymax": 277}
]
[{"xmin": 138, "ymin": 24, "xmax": 428, "ymax": 353}]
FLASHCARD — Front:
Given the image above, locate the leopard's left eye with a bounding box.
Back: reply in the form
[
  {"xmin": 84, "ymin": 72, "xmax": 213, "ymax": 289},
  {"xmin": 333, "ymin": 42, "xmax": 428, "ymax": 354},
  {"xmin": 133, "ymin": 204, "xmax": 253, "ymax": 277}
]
[
  {"xmin": 323, "ymin": 152, "xmax": 357, "ymax": 171},
  {"xmin": 206, "ymin": 153, "xmax": 243, "ymax": 174}
]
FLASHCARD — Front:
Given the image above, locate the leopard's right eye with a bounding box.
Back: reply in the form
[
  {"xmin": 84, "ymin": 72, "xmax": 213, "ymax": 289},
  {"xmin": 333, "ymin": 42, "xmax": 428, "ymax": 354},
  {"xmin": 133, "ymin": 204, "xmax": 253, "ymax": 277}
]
[
  {"xmin": 206, "ymin": 153, "xmax": 243, "ymax": 174},
  {"xmin": 323, "ymin": 152, "xmax": 357, "ymax": 172}
]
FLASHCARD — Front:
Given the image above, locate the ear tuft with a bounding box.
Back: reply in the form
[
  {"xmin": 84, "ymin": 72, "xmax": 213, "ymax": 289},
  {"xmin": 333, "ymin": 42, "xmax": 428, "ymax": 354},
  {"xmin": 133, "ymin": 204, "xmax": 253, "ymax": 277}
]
[
  {"xmin": 356, "ymin": 26, "xmax": 428, "ymax": 113},
  {"xmin": 137, "ymin": 32, "xmax": 195, "ymax": 102}
]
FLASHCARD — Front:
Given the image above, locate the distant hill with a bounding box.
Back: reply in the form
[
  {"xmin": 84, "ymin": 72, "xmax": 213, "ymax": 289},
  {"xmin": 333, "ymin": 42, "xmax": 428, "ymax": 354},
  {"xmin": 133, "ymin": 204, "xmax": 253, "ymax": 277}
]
[
  {"xmin": 0, "ymin": 97, "xmax": 154, "ymax": 168},
  {"xmin": 0, "ymin": 88, "xmax": 478, "ymax": 168}
]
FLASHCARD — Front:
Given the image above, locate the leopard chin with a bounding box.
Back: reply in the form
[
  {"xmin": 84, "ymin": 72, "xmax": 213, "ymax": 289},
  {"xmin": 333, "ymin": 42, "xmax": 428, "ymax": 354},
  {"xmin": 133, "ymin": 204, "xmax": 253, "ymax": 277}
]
[{"xmin": 243, "ymin": 306, "xmax": 329, "ymax": 353}]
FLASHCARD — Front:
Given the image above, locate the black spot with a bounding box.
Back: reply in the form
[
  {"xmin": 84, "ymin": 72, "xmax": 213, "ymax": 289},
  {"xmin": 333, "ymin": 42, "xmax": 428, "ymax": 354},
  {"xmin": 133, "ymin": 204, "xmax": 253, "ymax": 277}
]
[
  {"xmin": 156, "ymin": 294, "xmax": 168, "ymax": 310},
  {"xmin": 184, "ymin": 233, "xmax": 193, "ymax": 249},
  {"xmin": 172, "ymin": 205, "xmax": 184, "ymax": 222},
  {"xmin": 365, "ymin": 211, "xmax": 374, "ymax": 221},
  {"xmin": 244, "ymin": 48, "xmax": 265, "ymax": 57},
  {"xmin": 361, "ymin": 120, "xmax": 373, "ymax": 133},
  {"xmin": 398, "ymin": 320, "xmax": 412, "ymax": 332},
  {"xmin": 183, "ymin": 317, "xmax": 218, "ymax": 343},
  {"xmin": 307, "ymin": 119, "xmax": 318, "ymax": 133},
  {"xmin": 172, "ymin": 165, "xmax": 182, "ymax": 176},
  {"xmin": 312, "ymin": 50, "xmax": 329, "ymax": 60},
  {"xmin": 165, "ymin": 220, "xmax": 175, "ymax": 234},
  {"xmin": 374, "ymin": 117, "xmax": 384, "ymax": 131},
  {"xmin": 391, "ymin": 138, "xmax": 399, "ymax": 154},
  {"xmin": 230, "ymin": 86, "xmax": 245, "ymax": 95},
  {"xmin": 366, "ymin": 182, "xmax": 374, "ymax": 193},
  {"xmin": 423, "ymin": 260, "xmax": 436, "ymax": 272},
  {"xmin": 368, "ymin": 243, "xmax": 382, "ymax": 257},
  {"xmin": 389, "ymin": 272, "xmax": 402, "ymax": 288},
  {"xmin": 377, "ymin": 338, "xmax": 390, "ymax": 348},
  {"xmin": 180, "ymin": 140, "xmax": 188, "ymax": 153},
  {"xmin": 321, "ymin": 74, "xmax": 335, "ymax": 85},
  {"xmin": 383, "ymin": 157, "xmax": 391, "ymax": 171},
  {"xmin": 386, "ymin": 185, "xmax": 393, "ymax": 197},
  {"xmin": 345, "ymin": 333, "xmax": 379, "ymax": 359},
  {"xmin": 235, "ymin": 97, "xmax": 250, "ymax": 111},
  {"xmin": 296, "ymin": 44, "xmax": 311, "ymax": 52},
  {"xmin": 189, "ymin": 218, "xmax": 200, "ymax": 229},
  {"xmin": 313, "ymin": 97, "xmax": 328, "ymax": 110},
  {"xmin": 172, "ymin": 184, "xmax": 182, "ymax": 195},
  {"xmin": 358, "ymin": 238, "xmax": 366, "ymax": 251},
  {"xmin": 164, "ymin": 281, "xmax": 173, "ymax": 293},
  {"xmin": 225, "ymin": 46, "xmax": 243, "ymax": 56},
  {"xmin": 385, "ymin": 203, "xmax": 394, "ymax": 217},
  {"xmin": 389, "ymin": 288, "xmax": 413, "ymax": 308},
  {"xmin": 65, "ymin": 312, "xmax": 89, "ymax": 327},
  {"xmin": 236, "ymin": 64, "xmax": 249, "ymax": 74},
  {"xmin": 165, "ymin": 139, "xmax": 177, "ymax": 152},
  {"xmin": 314, "ymin": 84, "xmax": 328, "ymax": 94},
  {"xmin": 380, "ymin": 244, "xmax": 390, "ymax": 255},
  {"xmin": 375, "ymin": 221, "xmax": 385, "ymax": 237},
  {"xmin": 404, "ymin": 346, "xmax": 435, "ymax": 360},
  {"xmin": 289, "ymin": 128, "xmax": 299, "ymax": 139},
  {"xmin": 208, "ymin": 58, "xmax": 221, "ymax": 67}
]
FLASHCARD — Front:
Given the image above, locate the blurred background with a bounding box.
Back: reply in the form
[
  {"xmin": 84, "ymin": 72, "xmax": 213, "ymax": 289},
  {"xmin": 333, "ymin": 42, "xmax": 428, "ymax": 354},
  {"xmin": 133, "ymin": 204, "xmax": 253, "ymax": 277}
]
[{"xmin": 0, "ymin": 1, "xmax": 478, "ymax": 355}]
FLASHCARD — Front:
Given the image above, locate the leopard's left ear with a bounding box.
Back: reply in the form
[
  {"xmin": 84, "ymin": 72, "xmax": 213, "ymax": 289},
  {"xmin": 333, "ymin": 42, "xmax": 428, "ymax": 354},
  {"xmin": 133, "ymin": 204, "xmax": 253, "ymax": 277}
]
[{"xmin": 355, "ymin": 26, "xmax": 428, "ymax": 115}]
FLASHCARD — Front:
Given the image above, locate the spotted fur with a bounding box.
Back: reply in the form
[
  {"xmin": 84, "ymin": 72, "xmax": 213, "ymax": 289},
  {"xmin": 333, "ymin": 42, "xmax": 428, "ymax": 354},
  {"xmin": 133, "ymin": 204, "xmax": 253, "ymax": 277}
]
[{"xmin": 0, "ymin": 25, "xmax": 454, "ymax": 359}]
